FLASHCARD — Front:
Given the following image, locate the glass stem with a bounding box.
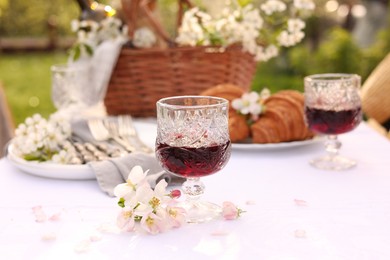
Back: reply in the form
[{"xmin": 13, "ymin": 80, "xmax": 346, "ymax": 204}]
[
  {"xmin": 325, "ymin": 135, "xmax": 341, "ymax": 159},
  {"xmin": 182, "ymin": 177, "xmax": 205, "ymax": 202}
]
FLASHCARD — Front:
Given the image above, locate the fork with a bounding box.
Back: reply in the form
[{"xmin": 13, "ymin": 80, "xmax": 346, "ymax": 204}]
[
  {"xmin": 88, "ymin": 118, "xmax": 135, "ymax": 153},
  {"xmin": 118, "ymin": 115, "xmax": 153, "ymax": 153},
  {"xmin": 105, "ymin": 119, "xmax": 137, "ymax": 152}
]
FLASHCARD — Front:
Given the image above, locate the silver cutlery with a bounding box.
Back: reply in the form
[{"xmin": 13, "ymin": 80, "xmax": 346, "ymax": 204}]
[
  {"xmin": 87, "ymin": 118, "xmax": 134, "ymax": 153},
  {"xmin": 117, "ymin": 115, "xmax": 153, "ymax": 154}
]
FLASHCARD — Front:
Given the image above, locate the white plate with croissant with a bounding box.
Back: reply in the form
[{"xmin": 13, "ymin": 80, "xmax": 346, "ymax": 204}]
[{"xmin": 201, "ymin": 84, "xmax": 320, "ymax": 150}]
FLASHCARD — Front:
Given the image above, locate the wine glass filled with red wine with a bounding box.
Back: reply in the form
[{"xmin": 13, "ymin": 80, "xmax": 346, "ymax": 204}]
[
  {"xmin": 304, "ymin": 74, "xmax": 362, "ymax": 170},
  {"xmin": 155, "ymin": 96, "xmax": 231, "ymax": 223}
]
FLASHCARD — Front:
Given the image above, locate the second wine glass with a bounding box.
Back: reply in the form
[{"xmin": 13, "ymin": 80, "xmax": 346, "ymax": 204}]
[
  {"xmin": 155, "ymin": 96, "xmax": 231, "ymax": 223},
  {"xmin": 304, "ymin": 73, "xmax": 362, "ymax": 170}
]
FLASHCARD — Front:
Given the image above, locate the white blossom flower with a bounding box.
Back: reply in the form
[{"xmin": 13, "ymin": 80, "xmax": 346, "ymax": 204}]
[
  {"xmin": 294, "ymin": 0, "xmax": 315, "ymax": 10},
  {"xmin": 114, "ymin": 165, "xmax": 149, "ymax": 206},
  {"xmin": 133, "ymin": 27, "xmax": 157, "ymax": 48},
  {"xmin": 117, "ymin": 207, "xmax": 136, "ymax": 232},
  {"xmin": 140, "ymin": 212, "xmax": 167, "ymax": 235},
  {"xmin": 166, "ymin": 206, "xmax": 187, "ymax": 228},
  {"xmin": 260, "ymin": 0, "xmax": 287, "ymax": 15},
  {"xmin": 70, "ymin": 17, "xmax": 127, "ymax": 60},
  {"xmin": 260, "ymin": 88, "xmax": 271, "ymax": 100},
  {"xmin": 71, "ymin": 19, "xmax": 80, "ymax": 32},
  {"xmin": 232, "ymin": 92, "xmax": 262, "ymax": 115},
  {"xmin": 255, "ymin": 45, "xmax": 279, "ymax": 62},
  {"xmin": 287, "ymin": 18, "xmax": 306, "ymax": 33},
  {"xmin": 232, "ymin": 89, "xmax": 270, "ymax": 120},
  {"xmin": 52, "ymin": 150, "xmax": 70, "ymax": 164},
  {"xmin": 278, "ymin": 30, "xmax": 304, "ymax": 47}
]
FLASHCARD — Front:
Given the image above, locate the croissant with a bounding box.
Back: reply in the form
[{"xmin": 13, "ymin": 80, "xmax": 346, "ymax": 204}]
[
  {"xmin": 200, "ymin": 85, "xmax": 314, "ymax": 143},
  {"xmin": 228, "ymin": 112, "xmax": 251, "ymax": 142},
  {"xmin": 251, "ymin": 90, "xmax": 314, "ymax": 143},
  {"xmin": 200, "ymin": 83, "xmax": 245, "ymax": 112}
]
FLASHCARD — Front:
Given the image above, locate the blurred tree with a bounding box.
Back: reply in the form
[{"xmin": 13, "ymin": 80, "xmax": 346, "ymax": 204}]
[
  {"xmin": 0, "ymin": 0, "xmax": 79, "ymax": 36},
  {"xmin": 0, "ymin": 0, "xmax": 113, "ymax": 37}
]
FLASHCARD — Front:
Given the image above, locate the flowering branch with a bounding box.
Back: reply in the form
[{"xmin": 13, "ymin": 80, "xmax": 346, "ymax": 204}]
[
  {"xmin": 114, "ymin": 166, "xmax": 186, "ymax": 235},
  {"xmin": 69, "ymin": 17, "xmax": 128, "ymax": 61},
  {"xmin": 176, "ymin": 0, "xmax": 315, "ymax": 62},
  {"xmin": 13, "ymin": 114, "xmax": 76, "ymax": 163},
  {"xmin": 114, "ymin": 166, "xmax": 246, "ymax": 234}
]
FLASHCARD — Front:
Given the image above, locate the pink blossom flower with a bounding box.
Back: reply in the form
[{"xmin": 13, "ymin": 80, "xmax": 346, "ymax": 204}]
[
  {"xmin": 222, "ymin": 201, "xmax": 243, "ymax": 220},
  {"xmin": 117, "ymin": 208, "xmax": 136, "ymax": 232},
  {"xmin": 166, "ymin": 206, "xmax": 187, "ymax": 228},
  {"xmin": 140, "ymin": 212, "xmax": 166, "ymax": 235}
]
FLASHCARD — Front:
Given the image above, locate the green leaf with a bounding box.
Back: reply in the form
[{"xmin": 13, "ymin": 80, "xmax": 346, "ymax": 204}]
[
  {"xmin": 85, "ymin": 44, "xmax": 94, "ymax": 56},
  {"xmin": 237, "ymin": 0, "xmax": 252, "ymax": 7},
  {"xmin": 23, "ymin": 153, "xmax": 44, "ymax": 161},
  {"xmin": 73, "ymin": 45, "xmax": 81, "ymax": 61},
  {"xmin": 118, "ymin": 198, "xmax": 125, "ymax": 208}
]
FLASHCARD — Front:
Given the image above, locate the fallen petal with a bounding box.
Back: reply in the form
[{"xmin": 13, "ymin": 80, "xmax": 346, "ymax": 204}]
[
  {"xmin": 32, "ymin": 205, "xmax": 47, "ymax": 223},
  {"xmin": 245, "ymin": 200, "xmax": 256, "ymax": 205},
  {"xmin": 294, "ymin": 199, "xmax": 308, "ymax": 207},
  {"xmin": 41, "ymin": 232, "xmax": 57, "ymax": 241},
  {"xmin": 294, "ymin": 229, "xmax": 306, "ymax": 238},
  {"xmin": 49, "ymin": 212, "xmax": 62, "ymax": 221},
  {"xmin": 211, "ymin": 230, "xmax": 230, "ymax": 236},
  {"xmin": 89, "ymin": 233, "xmax": 103, "ymax": 242},
  {"xmin": 74, "ymin": 239, "xmax": 91, "ymax": 253}
]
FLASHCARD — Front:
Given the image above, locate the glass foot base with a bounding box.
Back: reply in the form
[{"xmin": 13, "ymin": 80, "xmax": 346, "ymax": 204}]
[
  {"xmin": 179, "ymin": 200, "xmax": 222, "ymax": 224},
  {"xmin": 310, "ymin": 155, "xmax": 357, "ymax": 171}
]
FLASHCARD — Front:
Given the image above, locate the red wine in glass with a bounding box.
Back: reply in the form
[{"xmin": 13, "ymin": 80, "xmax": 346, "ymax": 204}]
[
  {"xmin": 304, "ymin": 73, "xmax": 362, "ymax": 170},
  {"xmin": 156, "ymin": 141, "xmax": 231, "ymax": 178},
  {"xmin": 305, "ymin": 107, "xmax": 362, "ymax": 135},
  {"xmin": 156, "ymin": 96, "xmax": 230, "ymax": 223}
]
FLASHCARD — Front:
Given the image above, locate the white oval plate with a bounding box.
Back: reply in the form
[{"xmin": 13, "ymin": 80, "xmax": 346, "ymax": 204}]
[
  {"xmin": 7, "ymin": 144, "xmax": 96, "ymax": 180},
  {"xmin": 232, "ymin": 136, "xmax": 323, "ymax": 150},
  {"xmin": 6, "ymin": 120, "xmax": 157, "ymax": 180}
]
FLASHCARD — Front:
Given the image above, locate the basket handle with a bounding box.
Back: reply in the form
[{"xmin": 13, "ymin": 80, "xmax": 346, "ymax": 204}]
[{"xmin": 121, "ymin": 0, "xmax": 193, "ymax": 46}]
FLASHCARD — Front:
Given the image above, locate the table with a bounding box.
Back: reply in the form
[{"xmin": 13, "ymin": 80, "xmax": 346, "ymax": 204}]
[{"xmin": 1, "ymin": 122, "xmax": 390, "ymax": 259}]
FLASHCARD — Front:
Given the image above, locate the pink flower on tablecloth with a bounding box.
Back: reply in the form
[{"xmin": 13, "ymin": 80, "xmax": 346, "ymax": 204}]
[
  {"xmin": 114, "ymin": 166, "xmax": 187, "ymax": 235},
  {"xmin": 140, "ymin": 212, "xmax": 166, "ymax": 235},
  {"xmin": 166, "ymin": 206, "xmax": 187, "ymax": 228},
  {"xmin": 222, "ymin": 201, "xmax": 244, "ymax": 220},
  {"xmin": 117, "ymin": 208, "xmax": 136, "ymax": 232}
]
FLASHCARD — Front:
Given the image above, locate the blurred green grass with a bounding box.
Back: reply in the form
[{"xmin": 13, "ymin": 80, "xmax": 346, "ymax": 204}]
[
  {"xmin": 0, "ymin": 52, "xmax": 67, "ymax": 125},
  {"xmin": 0, "ymin": 52, "xmax": 303, "ymax": 125}
]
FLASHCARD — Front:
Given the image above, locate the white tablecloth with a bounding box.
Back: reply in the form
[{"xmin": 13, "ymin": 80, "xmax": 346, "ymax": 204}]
[{"xmin": 1, "ymin": 122, "xmax": 390, "ymax": 260}]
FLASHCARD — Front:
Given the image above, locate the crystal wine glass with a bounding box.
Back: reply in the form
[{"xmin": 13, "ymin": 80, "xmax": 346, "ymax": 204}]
[
  {"xmin": 51, "ymin": 63, "xmax": 106, "ymax": 119},
  {"xmin": 304, "ymin": 73, "xmax": 362, "ymax": 170},
  {"xmin": 51, "ymin": 64, "xmax": 88, "ymax": 109},
  {"xmin": 155, "ymin": 96, "xmax": 231, "ymax": 223}
]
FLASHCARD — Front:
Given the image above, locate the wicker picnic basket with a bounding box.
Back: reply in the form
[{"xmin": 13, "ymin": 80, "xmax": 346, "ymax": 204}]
[{"xmin": 103, "ymin": 0, "xmax": 257, "ymax": 117}]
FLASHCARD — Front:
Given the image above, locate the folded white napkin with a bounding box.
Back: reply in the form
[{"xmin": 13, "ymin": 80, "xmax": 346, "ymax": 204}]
[{"xmin": 71, "ymin": 118, "xmax": 184, "ymax": 197}]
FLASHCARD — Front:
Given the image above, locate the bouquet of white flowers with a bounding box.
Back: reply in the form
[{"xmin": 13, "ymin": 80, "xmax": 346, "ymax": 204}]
[
  {"xmin": 70, "ymin": 0, "xmax": 315, "ymax": 62},
  {"xmin": 176, "ymin": 0, "xmax": 315, "ymax": 61}
]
